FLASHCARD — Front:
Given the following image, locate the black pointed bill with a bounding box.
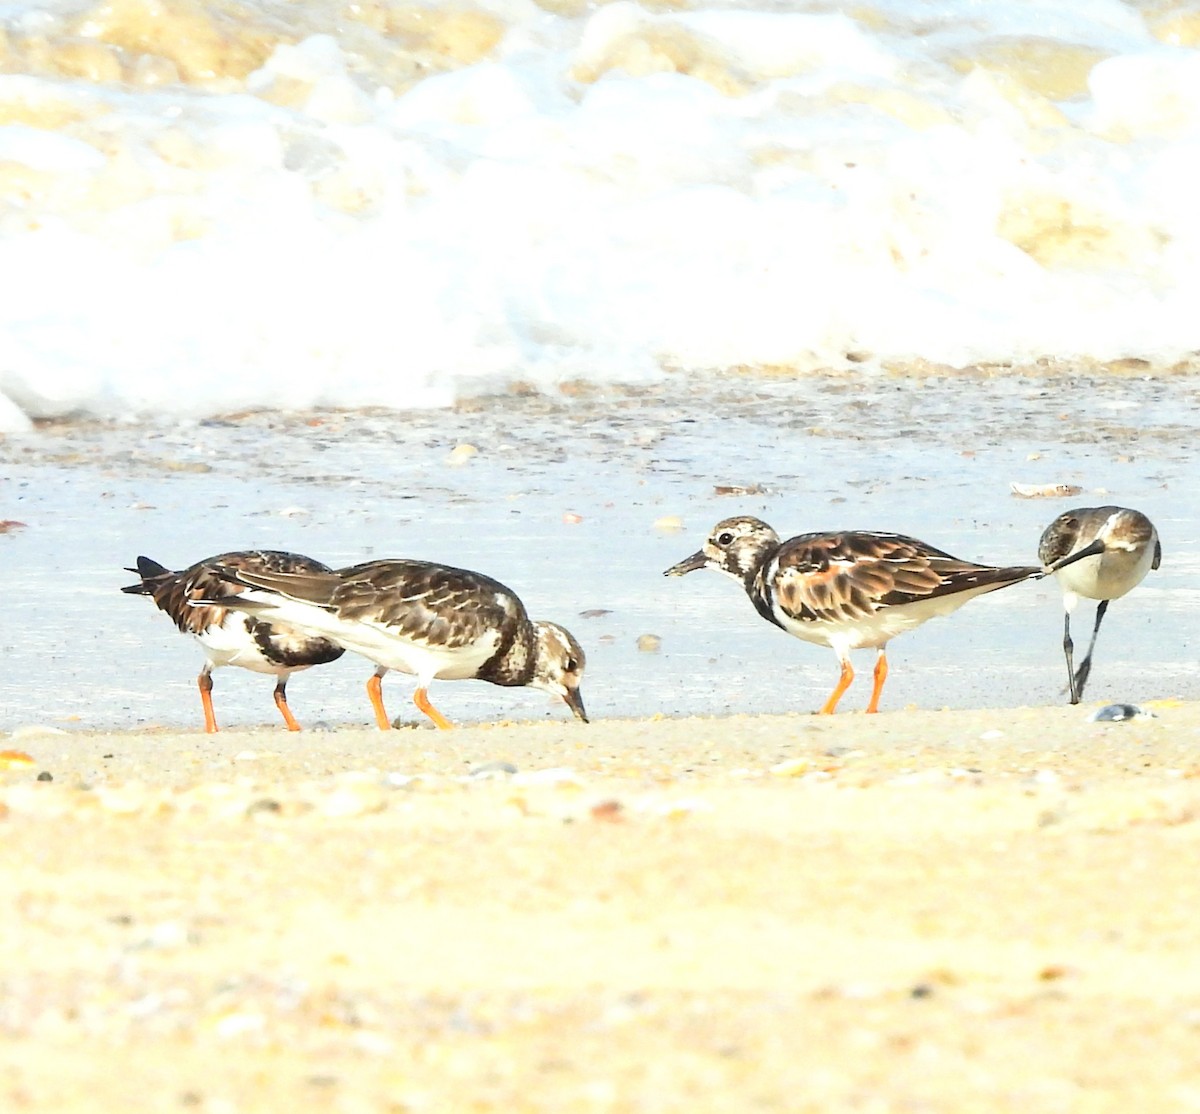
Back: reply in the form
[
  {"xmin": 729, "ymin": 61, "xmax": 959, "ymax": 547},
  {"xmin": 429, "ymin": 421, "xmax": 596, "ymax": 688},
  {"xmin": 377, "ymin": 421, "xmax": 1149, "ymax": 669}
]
[
  {"xmin": 664, "ymin": 550, "xmax": 710, "ymax": 577},
  {"xmin": 563, "ymin": 687, "xmax": 589, "ymax": 723},
  {"xmin": 1047, "ymin": 538, "xmax": 1106, "ymax": 575}
]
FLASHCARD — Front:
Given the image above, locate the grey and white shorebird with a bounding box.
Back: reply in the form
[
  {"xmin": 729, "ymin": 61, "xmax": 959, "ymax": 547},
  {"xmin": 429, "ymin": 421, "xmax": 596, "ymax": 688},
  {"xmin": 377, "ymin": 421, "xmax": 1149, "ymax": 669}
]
[
  {"xmin": 665, "ymin": 516, "xmax": 1043, "ymax": 714},
  {"xmin": 122, "ymin": 551, "xmax": 345, "ymax": 732},
  {"xmin": 1038, "ymin": 505, "xmax": 1161, "ymax": 704},
  {"xmin": 199, "ymin": 557, "xmax": 588, "ymax": 729}
]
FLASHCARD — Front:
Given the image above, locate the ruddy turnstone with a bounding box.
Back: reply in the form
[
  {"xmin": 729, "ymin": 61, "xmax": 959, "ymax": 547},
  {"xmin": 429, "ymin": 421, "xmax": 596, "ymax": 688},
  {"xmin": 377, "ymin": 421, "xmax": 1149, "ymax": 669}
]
[
  {"xmin": 1038, "ymin": 505, "xmax": 1161, "ymax": 704},
  {"xmin": 201, "ymin": 558, "xmax": 588, "ymax": 729},
  {"xmin": 665, "ymin": 516, "xmax": 1042, "ymax": 714},
  {"xmin": 121, "ymin": 551, "xmax": 345, "ymax": 732}
]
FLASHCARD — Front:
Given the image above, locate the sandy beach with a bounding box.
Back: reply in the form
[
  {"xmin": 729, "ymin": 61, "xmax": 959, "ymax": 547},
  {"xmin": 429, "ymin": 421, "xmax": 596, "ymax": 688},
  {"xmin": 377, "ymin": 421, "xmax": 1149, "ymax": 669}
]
[
  {"xmin": 1, "ymin": 0, "xmax": 1197, "ymax": 1101},
  {"xmin": 4, "ymin": 702, "xmax": 1200, "ymax": 1111}
]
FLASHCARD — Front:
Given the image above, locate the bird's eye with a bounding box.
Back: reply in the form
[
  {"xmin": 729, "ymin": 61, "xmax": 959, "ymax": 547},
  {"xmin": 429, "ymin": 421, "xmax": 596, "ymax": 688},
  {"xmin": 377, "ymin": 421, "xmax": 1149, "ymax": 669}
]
[
  {"xmin": 565, "ymin": 657, "xmax": 578, "ymax": 672},
  {"xmin": 717, "ymin": 532, "xmax": 734, "ymax": 546}
]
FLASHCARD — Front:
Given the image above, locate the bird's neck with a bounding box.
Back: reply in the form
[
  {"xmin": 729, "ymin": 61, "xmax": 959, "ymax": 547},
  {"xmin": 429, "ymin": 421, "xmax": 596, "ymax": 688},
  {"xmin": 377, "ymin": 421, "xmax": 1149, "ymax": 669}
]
[
  {"xmin": 746, "ymin": 550, "xmax": 787, "ymax": 630},
  {"xmin": 477, "ymin": 619, "xmax": 535, "ymax": 688}
]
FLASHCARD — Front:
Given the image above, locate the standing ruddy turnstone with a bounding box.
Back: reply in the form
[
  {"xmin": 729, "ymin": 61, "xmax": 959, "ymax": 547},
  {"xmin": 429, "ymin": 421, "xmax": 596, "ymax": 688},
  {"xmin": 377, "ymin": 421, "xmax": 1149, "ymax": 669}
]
[
  {"xmin": 201, "ymin": 558, "xmax": 588, "ymax": 729},
  {"xmin": 121, "ymin": 552, "xmax": 345, "ymax": 732},
  {"xmin": 1038, "ymin": 505, "xmax": 1161, "ymax": 704},
  {"xmin": 665, "ymin": 516, "xmax": 1042, "ymax": 714}
]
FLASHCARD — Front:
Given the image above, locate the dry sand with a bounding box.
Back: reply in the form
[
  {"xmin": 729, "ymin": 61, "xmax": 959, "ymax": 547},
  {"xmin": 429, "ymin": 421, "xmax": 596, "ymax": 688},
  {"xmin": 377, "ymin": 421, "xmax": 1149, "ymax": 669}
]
[{"xmin": 3, "ymin": 702, "xmax": 1200, "ymax": 1112}]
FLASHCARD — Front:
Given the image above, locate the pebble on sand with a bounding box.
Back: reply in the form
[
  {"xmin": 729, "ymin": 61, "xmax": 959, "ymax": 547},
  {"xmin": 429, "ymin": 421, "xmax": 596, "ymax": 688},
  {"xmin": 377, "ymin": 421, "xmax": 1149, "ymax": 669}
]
[
  {"xmin": 769, "ymin": 758, "xmax": 812, "ymax": 778},
  {"xmin": 447, "ymin": 443, "xmax": 478, "ymax": 466},
  {"xmin": 1091, "ymin": 704, "xmax": 1156, "ymax": 722},
  {"xmin": 469, "ymin": 761, "xmax": 519, "ymax": 779}
]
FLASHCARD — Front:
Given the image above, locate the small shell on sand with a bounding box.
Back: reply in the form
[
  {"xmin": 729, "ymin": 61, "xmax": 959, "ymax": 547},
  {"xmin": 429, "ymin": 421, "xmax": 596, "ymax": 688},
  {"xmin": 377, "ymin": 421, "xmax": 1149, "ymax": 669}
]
[
  {"xmin": 1091, "ymin": 704, "xmax": 1156, "ymax": 723},
  {"xmin": 10, "ymin": 725, "xmax": 69, "ymax": 738},
  {"xmin": 714, "ymin": 484, "xmax": 766, "ymax": 496},
  {"xmin": 636, "ymin": 634, "xmax": 662, "ymax": 652},
  {"xmin": 447, "ymin": 443, "xmax": 478, "ymax": 466},
  {"xmin": 469, "ymin": 761, "xmax": 518, "ymax": 779},
  {"xmin": 1009, "ymin": 481, "xmax": 1084, "ymax": 498}
]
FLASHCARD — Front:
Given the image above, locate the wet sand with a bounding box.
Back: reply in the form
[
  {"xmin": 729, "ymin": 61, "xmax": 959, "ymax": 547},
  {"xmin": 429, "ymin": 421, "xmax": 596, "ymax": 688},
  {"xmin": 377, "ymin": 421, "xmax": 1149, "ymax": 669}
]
[
  {"xmin": 2, "ymin": 372, "xmax": 1196, "ymax": 729},
  {"xmin": 5, "ymin": 702, "xmax": 1200, "ymax": 1112}
]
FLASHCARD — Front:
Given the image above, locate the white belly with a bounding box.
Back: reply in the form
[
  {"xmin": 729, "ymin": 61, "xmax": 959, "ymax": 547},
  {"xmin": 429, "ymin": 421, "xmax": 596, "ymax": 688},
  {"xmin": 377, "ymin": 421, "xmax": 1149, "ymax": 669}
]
[
  {"xmin": 334, "ymin": 620, "xmax": 500, "ymax": 681},
  {"xmin": 195, "ymin": 615, "xmax": 287, "ymax": 676},
  {"xmin": 774, "ymin": 587, "xmax": 1001, "ymax": 652},
  {"xmin": 234, "ymin": 594, "xmax": 500, "ymax": 682},
  {"xmin": 1055, "ymin": 545, "xmax": 1155, "ymax": 603}
]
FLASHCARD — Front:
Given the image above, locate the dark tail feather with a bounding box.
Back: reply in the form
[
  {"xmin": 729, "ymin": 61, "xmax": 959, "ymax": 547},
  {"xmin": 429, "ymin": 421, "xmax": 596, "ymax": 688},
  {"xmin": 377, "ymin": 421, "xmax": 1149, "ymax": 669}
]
[
  {"xmin": 210, "ymin": 563, "xmax": 341, "ymax": 608},
  {"xmin": 988, "ymin": 565, "xmax": 1044, "ymax": 588},
  {"xmin": 188, "ymin": 592, "xmax": 272, "ymax": 614},
  {"xmin": 186, "ymin": 564, "xmax": 274, "ymax": 613},
  {"xmin": 120, "ymin": 555, "xmax": 174, "ymax": 595},
  {"xmin": 952, "ymin": 565, "xmax": 1044, "ymax": 597}
]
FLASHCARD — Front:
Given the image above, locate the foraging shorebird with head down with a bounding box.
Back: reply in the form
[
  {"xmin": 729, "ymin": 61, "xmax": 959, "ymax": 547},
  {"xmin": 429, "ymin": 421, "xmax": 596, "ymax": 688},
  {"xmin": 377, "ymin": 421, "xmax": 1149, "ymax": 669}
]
[
  {"xmin": 665, "ymin": 515, "xmax": 1042, "ymax": 714},
  {"xmin": 121, "ymin": 551, "xmax": 345, "ymax": 732},
  {"xmin": 199, "ymin": 557, "xmax": 588, "ymax": 729}
]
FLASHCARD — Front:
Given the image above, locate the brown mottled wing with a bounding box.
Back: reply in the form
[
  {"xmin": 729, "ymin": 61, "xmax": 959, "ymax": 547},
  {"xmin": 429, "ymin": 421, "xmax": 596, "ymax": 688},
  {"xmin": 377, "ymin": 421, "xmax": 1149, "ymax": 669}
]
[
  {"xmin": 330, "ymin": 561, "xmax": 523, "ymax": 649},
  {"xmin": 137, "ymin": 550, "xmax": 336, "ymax": 637},
  {"xmin": 772, "ymin": 532, "xmax": 1039, "ymax": 623},
  {"xmin": 228, "ymin": 558, "xmax": 524, "ymax": 651}
]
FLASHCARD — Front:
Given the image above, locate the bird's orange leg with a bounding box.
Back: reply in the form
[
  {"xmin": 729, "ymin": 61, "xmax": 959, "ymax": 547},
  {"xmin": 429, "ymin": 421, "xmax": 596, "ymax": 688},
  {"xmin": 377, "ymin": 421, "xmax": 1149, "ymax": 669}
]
[
  {"xmin": 273, "ymin": 680, "xmax": 302, "ymax": 732},
  {"xmin": 414, "ymin": 686, "xmax": 454, "ymax": 731},
  {"xmin": 198, "ymin": 669, "xmax": 218, "ymax": 733},
  {"xmin": 865, "ymin": 649, "xmax": 888, "ymax": 715},
  {"xmin": 367, "ymin": 672, "xmax": 392, "ymax": 731},
  {"xmin": 820, "ymin": 658, "xmax": 854, "ymax": 715}
]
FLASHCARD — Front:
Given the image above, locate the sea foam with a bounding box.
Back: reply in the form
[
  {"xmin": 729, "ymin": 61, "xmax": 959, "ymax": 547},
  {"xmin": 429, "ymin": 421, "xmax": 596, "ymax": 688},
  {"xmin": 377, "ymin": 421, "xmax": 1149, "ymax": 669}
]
[{"xmin": 0, "ymin": 0, "xmax": 1197, "ymax": 430}]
